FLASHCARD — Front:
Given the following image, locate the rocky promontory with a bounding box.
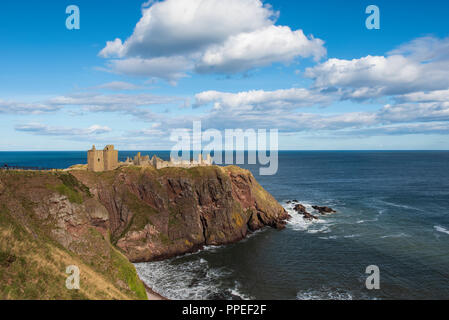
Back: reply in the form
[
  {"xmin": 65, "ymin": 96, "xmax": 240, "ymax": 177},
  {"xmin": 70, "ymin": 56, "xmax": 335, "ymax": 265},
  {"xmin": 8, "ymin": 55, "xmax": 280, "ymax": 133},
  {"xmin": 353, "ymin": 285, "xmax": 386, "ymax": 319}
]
[
  {"xmin": 0, "ymin": 165, "xmax": 289, "ymax": 299},
  {"xmin": 71, "ymin": 165, "xmax": 290, "ymax": 262}
]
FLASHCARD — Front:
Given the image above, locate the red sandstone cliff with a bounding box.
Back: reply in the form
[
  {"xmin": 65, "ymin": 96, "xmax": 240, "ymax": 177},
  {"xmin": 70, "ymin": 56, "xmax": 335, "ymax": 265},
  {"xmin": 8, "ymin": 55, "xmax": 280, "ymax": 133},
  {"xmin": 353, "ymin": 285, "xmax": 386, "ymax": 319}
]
[{"xmin": 72, "ymin": 165, "xmax": 290, "ymax": 262}]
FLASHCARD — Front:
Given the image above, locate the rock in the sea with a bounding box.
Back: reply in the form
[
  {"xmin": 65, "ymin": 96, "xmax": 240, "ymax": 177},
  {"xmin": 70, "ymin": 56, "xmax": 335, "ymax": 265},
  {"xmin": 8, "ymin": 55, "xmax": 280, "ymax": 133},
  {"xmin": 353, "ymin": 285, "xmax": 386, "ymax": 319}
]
[
  {"xmin": 293, "ymin": 203, "xmax": 318, "ymax": 220},
  {"xmin": 294, "ymin": 204, "xmax": 307, "ymax": 213},
  {"xmin": 312, "ymin": 206, "xmax": 336, "ymax": 215}
]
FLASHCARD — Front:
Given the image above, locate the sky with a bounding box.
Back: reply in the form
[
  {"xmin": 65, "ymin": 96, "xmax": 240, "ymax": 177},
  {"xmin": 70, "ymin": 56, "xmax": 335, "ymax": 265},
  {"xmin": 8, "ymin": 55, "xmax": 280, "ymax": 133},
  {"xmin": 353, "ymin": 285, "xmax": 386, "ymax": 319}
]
[{"xmin": 0, "ymin": 0, "xmax": 449, "ymax": 151}]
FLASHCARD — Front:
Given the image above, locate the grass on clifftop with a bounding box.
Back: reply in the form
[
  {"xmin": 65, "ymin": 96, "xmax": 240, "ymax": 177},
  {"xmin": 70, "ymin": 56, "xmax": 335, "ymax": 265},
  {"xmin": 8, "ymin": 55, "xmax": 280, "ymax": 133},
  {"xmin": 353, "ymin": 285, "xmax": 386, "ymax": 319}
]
[
  {"xmin": 0, "ymin": 170, "xmax": 148, "ymax": 300},
  {"xmin": 0, "ymin": 206, "xmax": 146, "ymax": 300},
  {"xmin": 45, "ymin": 172, "xmax": 92, "ymax": 204}
]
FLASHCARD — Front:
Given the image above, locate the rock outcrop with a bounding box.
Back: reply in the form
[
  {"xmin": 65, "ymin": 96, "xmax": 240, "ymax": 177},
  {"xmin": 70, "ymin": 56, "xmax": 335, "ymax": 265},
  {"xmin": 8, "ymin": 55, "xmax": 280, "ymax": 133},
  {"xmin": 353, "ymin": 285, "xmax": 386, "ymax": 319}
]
[
  {"xmin": 72, "ymin": 165, "xmax": 290, "ymax": 262},
  {"xmin": 312, "ymin": 206, "xmax": 337, "ymax": 215},
  {"xmin": 0, "ymin": 165, "xmax": 289, "ymax": 299},
  {"xmin": 293, "ymin": 203, "xmax": 318, "ymax": 220}
]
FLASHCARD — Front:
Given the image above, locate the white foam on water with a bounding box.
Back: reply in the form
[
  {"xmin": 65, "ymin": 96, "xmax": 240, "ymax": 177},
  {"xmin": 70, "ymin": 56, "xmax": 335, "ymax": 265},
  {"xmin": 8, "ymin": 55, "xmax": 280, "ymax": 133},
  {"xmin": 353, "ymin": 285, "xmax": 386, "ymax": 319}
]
[
  {"xmin": 296, "ymin": 289, "xmax": 353, "ymax": 300},
  {"xmin": 283, "ymin": 201, "xmax": 334, "ymax": 234},
  {"xmin": 135, "ymin": 258, "xmax": 235, "ymax": 300},
  {"xmin": 318, "ymin": 235, "xmax": 338, "ymax": 240},
  {"xmin": 344, "ymin": 234, "xmax": 361, "ymax": 238},
  {"xmin": 229, "ymin": 281, "xmax": 254, "ymax": 300},
  {"xmin": 357, "ymin": 218, "xmax": 379, "ymax": 224},
  {"xmin": 377, "ymin": 199, "xmax": 423, "ymax": 212},
  {"xmin": 434, "ymin": 225, "xmax": 449, "ymax": 235},
  {"xmin": 380, "ymin": 232, "xmax": 409, "ymax": 239}
]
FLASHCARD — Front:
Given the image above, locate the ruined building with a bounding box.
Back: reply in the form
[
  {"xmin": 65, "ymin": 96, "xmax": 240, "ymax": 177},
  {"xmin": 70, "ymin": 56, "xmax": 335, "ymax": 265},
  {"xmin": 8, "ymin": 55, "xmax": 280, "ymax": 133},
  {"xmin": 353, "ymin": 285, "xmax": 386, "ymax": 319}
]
[
  {"xmin": 124, "ymin": 152, "xmax": 213, "ymax": 169},
  {"xmin": 87, "ymin": 145, "xmax": 118, "ymax": 172},
  {"xmin": 88, "ymin": 145, "xmax": 213, "ymax": 172}
]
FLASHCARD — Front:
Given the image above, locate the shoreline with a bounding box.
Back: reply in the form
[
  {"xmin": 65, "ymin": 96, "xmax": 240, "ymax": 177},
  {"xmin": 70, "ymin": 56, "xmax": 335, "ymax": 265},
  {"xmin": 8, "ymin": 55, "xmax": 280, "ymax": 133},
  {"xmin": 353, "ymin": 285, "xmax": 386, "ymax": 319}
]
[{"xmin": 142, "ymin": 281, "xmax": 169, "ymax": 300}]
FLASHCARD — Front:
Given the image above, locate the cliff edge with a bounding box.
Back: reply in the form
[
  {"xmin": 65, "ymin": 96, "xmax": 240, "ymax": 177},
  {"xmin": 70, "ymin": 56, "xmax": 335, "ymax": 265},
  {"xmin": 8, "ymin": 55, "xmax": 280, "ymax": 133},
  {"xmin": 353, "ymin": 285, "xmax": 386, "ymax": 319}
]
[
  {"xmin": 72, "ymin": 165, "xmax": 290, "ymax": 262},
  {"xmin": 0, "ymin": 165, "xmax": 289, "ymax": 299}
]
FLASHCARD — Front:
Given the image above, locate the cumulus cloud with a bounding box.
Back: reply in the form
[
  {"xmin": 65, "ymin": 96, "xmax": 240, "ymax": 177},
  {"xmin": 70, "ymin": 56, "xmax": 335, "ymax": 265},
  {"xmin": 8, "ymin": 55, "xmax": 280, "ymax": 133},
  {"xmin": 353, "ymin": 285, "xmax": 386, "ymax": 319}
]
[
  {"xmin": 15, "ymin": 123, "xmax": 112, "ymax": 136},
  {"xmin": 377, "ymin": 102, "xmax": 449, "ymax": 123},
  {"xmin": 398, "ymin": 89, "xmax": 449, "ymax": 103},
  {"xmin": 105, "ymin": 56, "xmax": 192, "ymax": 83},
  {"xmin": 99, "ymin": 0, "xmax": 275, "ymax": 59},
  {"xmin": 195, "ymin": 26, "xmax": 326, "ymax": 73},
  {"xmin": 305, "ymin": 36, "xmax": 449, "ymax": 99},
  {"xmin": 99, "ymin": 0, "xmax": 325, "ymax": 81},
  {"xmin": 194, "ymin": 88, "xmax": 333, "ymax": 111}
]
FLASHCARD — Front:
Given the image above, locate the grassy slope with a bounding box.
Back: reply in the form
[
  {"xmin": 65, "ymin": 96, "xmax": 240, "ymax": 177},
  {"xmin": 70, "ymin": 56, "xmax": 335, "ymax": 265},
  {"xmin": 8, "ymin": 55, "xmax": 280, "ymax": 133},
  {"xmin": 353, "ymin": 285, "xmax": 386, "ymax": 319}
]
[{"xmin": 0, "ymin": 170, "xmax": 147, "ymax": 300}]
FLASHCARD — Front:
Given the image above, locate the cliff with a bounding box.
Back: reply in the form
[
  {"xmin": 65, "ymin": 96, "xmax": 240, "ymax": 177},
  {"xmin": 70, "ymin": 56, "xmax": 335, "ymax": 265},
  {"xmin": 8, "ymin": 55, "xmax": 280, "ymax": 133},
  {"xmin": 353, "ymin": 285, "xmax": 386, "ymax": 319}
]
[
  {"xmin": 71, "ymin": 165, "xmax": 289, "ymax": 262},
  {"xmin": 0, "ymin": 165, "xmax": 289, "ymax": 299},
  {"xmin": 0, "ymin": 170, "xmax": 147, "ymax": 300}
]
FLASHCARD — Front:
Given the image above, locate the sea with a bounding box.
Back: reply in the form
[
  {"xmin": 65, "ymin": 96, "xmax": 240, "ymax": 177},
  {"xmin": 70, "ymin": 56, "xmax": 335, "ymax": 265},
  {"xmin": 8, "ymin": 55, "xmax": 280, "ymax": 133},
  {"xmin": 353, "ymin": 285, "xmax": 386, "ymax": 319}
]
[{"xmin": 2, "ymin": 151, "xmax": 449, "ymax": 300}]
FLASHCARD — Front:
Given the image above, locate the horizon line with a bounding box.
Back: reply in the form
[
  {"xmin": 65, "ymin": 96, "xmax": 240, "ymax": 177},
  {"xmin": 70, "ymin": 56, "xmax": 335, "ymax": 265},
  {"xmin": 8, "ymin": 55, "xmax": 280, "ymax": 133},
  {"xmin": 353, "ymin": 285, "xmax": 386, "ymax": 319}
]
[{"xmin": 1, "ymin": 149, "xmax": 449, "ymax": 152}]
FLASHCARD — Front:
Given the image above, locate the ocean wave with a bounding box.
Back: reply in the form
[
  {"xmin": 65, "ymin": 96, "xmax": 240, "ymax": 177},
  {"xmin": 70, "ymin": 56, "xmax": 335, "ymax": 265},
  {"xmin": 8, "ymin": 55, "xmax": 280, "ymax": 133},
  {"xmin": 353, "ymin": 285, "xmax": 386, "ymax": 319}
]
[
  {"xmin": 296, "ymin": 289, "xmax": 353, "ymax": 300},
  {"xmin": 377, "ymin": 199, "xmax": 423, "ymax": 212},
  {"xmin": 283, "ymin": 201, "xmax": 334, "ymax": 234},
  {"xmin": 380, "ymin": 233, "xmax": 409, "ymax": 239},
  {"xmin": 434, "ymin": 225, "xmax": 449, "ymax": 235},
  {"xmin": 135, "ymin": 257, "xmax": 253, "ymax": 300},
  {"xmin": 318, "ymin": 235, "xmax": 338, "ymax": 240},
  {"xmin": 356, "ymin": 218, "xmax": 379, "ymax": 224}
]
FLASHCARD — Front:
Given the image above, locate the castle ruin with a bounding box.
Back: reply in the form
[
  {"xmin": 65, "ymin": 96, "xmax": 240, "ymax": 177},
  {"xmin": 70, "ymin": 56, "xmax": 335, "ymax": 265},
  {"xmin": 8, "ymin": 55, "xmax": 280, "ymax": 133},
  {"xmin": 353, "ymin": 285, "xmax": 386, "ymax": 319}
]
[
  {"xmin": 87, "ymin": 145, "xmax": 119, "ymax": 172},
  {"xmin": 87, "ymin": 145, "xmax": 213, "ymax": 172}
]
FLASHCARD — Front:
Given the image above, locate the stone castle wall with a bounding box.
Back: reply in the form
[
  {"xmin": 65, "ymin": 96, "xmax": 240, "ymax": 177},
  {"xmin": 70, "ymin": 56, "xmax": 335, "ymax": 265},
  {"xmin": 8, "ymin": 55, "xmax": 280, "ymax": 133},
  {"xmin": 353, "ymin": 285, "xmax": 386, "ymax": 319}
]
[
  {"xmin": 87, "ymin": 145, "xmax": 118, "ymax": 172},
  {"xmin": 124, "ymin": 153, "xmax": 213, "ymax": 170},
  {"xmin": 88, "ymin": 145, "xmax": 213, "ymax": 172}
]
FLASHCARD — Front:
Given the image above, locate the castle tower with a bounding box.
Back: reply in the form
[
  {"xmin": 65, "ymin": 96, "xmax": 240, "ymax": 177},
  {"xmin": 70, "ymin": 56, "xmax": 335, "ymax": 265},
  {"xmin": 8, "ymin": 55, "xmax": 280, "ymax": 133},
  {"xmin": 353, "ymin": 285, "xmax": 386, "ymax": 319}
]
[
  {"xmin": 87, "ymin": 145, "xmax": 104, "ymax": 172},
  {"xmin": 103, "ymin": 145, "xmax": 118, "ymax": 171},
  {"xmin": 87, "ymin": 145, "xmax": 118, "ymax": 172}
]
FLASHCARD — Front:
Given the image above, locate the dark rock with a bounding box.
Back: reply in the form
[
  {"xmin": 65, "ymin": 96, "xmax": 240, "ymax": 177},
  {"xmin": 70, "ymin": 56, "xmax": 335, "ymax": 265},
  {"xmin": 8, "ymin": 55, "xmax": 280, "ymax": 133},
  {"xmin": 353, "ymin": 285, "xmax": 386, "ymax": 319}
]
[
  {"xmin": 294, "ymin": 204, "xmax": 307, "ymax": 214},
  {"xmin": 312, "ymin": 206, "xmax": 336, "ymax": 215},
  {"xmin": 293, "ymin": 203, "xmax": 319, "ymax": 221}
]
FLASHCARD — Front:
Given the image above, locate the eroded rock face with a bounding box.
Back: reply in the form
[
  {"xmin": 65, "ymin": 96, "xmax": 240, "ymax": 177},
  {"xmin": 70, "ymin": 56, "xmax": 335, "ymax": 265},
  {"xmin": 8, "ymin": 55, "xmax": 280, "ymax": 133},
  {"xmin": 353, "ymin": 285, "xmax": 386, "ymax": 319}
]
[{"xmin": 73, "ymin": 166, "xmax": 290, "ymax": 262}]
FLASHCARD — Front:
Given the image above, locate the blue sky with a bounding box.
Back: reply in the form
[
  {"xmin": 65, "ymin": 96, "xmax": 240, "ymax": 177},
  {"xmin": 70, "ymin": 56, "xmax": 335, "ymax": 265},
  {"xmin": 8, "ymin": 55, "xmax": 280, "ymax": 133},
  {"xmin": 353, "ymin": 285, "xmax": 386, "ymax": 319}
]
[{"xmin": 1, "ymin": 0, "xmax": 448, "ymax": 150}]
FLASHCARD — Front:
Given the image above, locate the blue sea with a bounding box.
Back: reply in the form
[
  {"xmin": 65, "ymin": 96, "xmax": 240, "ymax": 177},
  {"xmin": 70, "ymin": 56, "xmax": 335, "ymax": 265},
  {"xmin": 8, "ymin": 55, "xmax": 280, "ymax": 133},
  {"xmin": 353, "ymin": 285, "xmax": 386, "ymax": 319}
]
[{"xmin": 2, "ymin": 151, "xmax": 449, "ymax": 300}]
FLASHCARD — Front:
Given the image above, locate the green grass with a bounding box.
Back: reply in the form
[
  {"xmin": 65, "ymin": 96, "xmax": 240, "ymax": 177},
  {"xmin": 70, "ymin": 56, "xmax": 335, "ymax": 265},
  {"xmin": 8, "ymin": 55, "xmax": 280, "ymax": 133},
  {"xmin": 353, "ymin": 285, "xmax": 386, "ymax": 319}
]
[{"xmin": 111, "ymin": 247, "xmax": 147, "ymax": 300}]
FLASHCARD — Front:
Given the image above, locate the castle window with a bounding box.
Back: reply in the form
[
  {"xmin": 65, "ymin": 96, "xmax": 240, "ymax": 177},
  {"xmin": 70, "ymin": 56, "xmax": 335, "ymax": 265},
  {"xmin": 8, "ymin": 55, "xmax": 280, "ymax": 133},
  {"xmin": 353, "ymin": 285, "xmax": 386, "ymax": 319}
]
[{"xmin": 98, "ymin": 158, "xmax": 101, "ymax": 162}]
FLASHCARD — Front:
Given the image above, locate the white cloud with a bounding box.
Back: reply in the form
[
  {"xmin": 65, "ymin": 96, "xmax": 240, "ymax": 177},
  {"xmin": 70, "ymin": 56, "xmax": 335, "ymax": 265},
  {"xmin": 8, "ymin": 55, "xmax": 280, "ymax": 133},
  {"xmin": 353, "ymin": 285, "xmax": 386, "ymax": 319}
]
[
  {"xmin": 196, "ymin": 26, "xmax": 326, "ymax": 73},
  {"xmin": 49, "ymin": 92, "xmax": 180, "ymax": 109},
  {"xmin": 15, "ymin": 123, "xmax": 112, "ymax": 136},
  {"xmin": 94, "ymin": 81, "xmax": 144, "ymax": 91},
  {"xmin": 399, "ymin": 89, "xmax": 449, "ymax": 103},
  {"xmin": 99, "ymin": 0, "xmax": 325, "ymax": 81},
  {"xmin": 305, "ymin": 36, "xmax": 449, "ymax": 99},
  {"xmin": 0, "ymin": 100, "xmax": 61, "ymax": 114},
  {"xmin": 99, "ymin": 38, "xmax": 125, "ymax": 58},
  {"xmin": 378, "ymin": 102, "xmax": 449, "ymax": 123},
  {"xmin": 194, "ymin": 87, "xmax": 333, "ymax": 111},
  {"xmin": 100, "ymin": 0, "xmax": 275, "ymax": 59},
  {"xmin": 105, "ymin": 56, "xmax": 192, "ymax": 83}
]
